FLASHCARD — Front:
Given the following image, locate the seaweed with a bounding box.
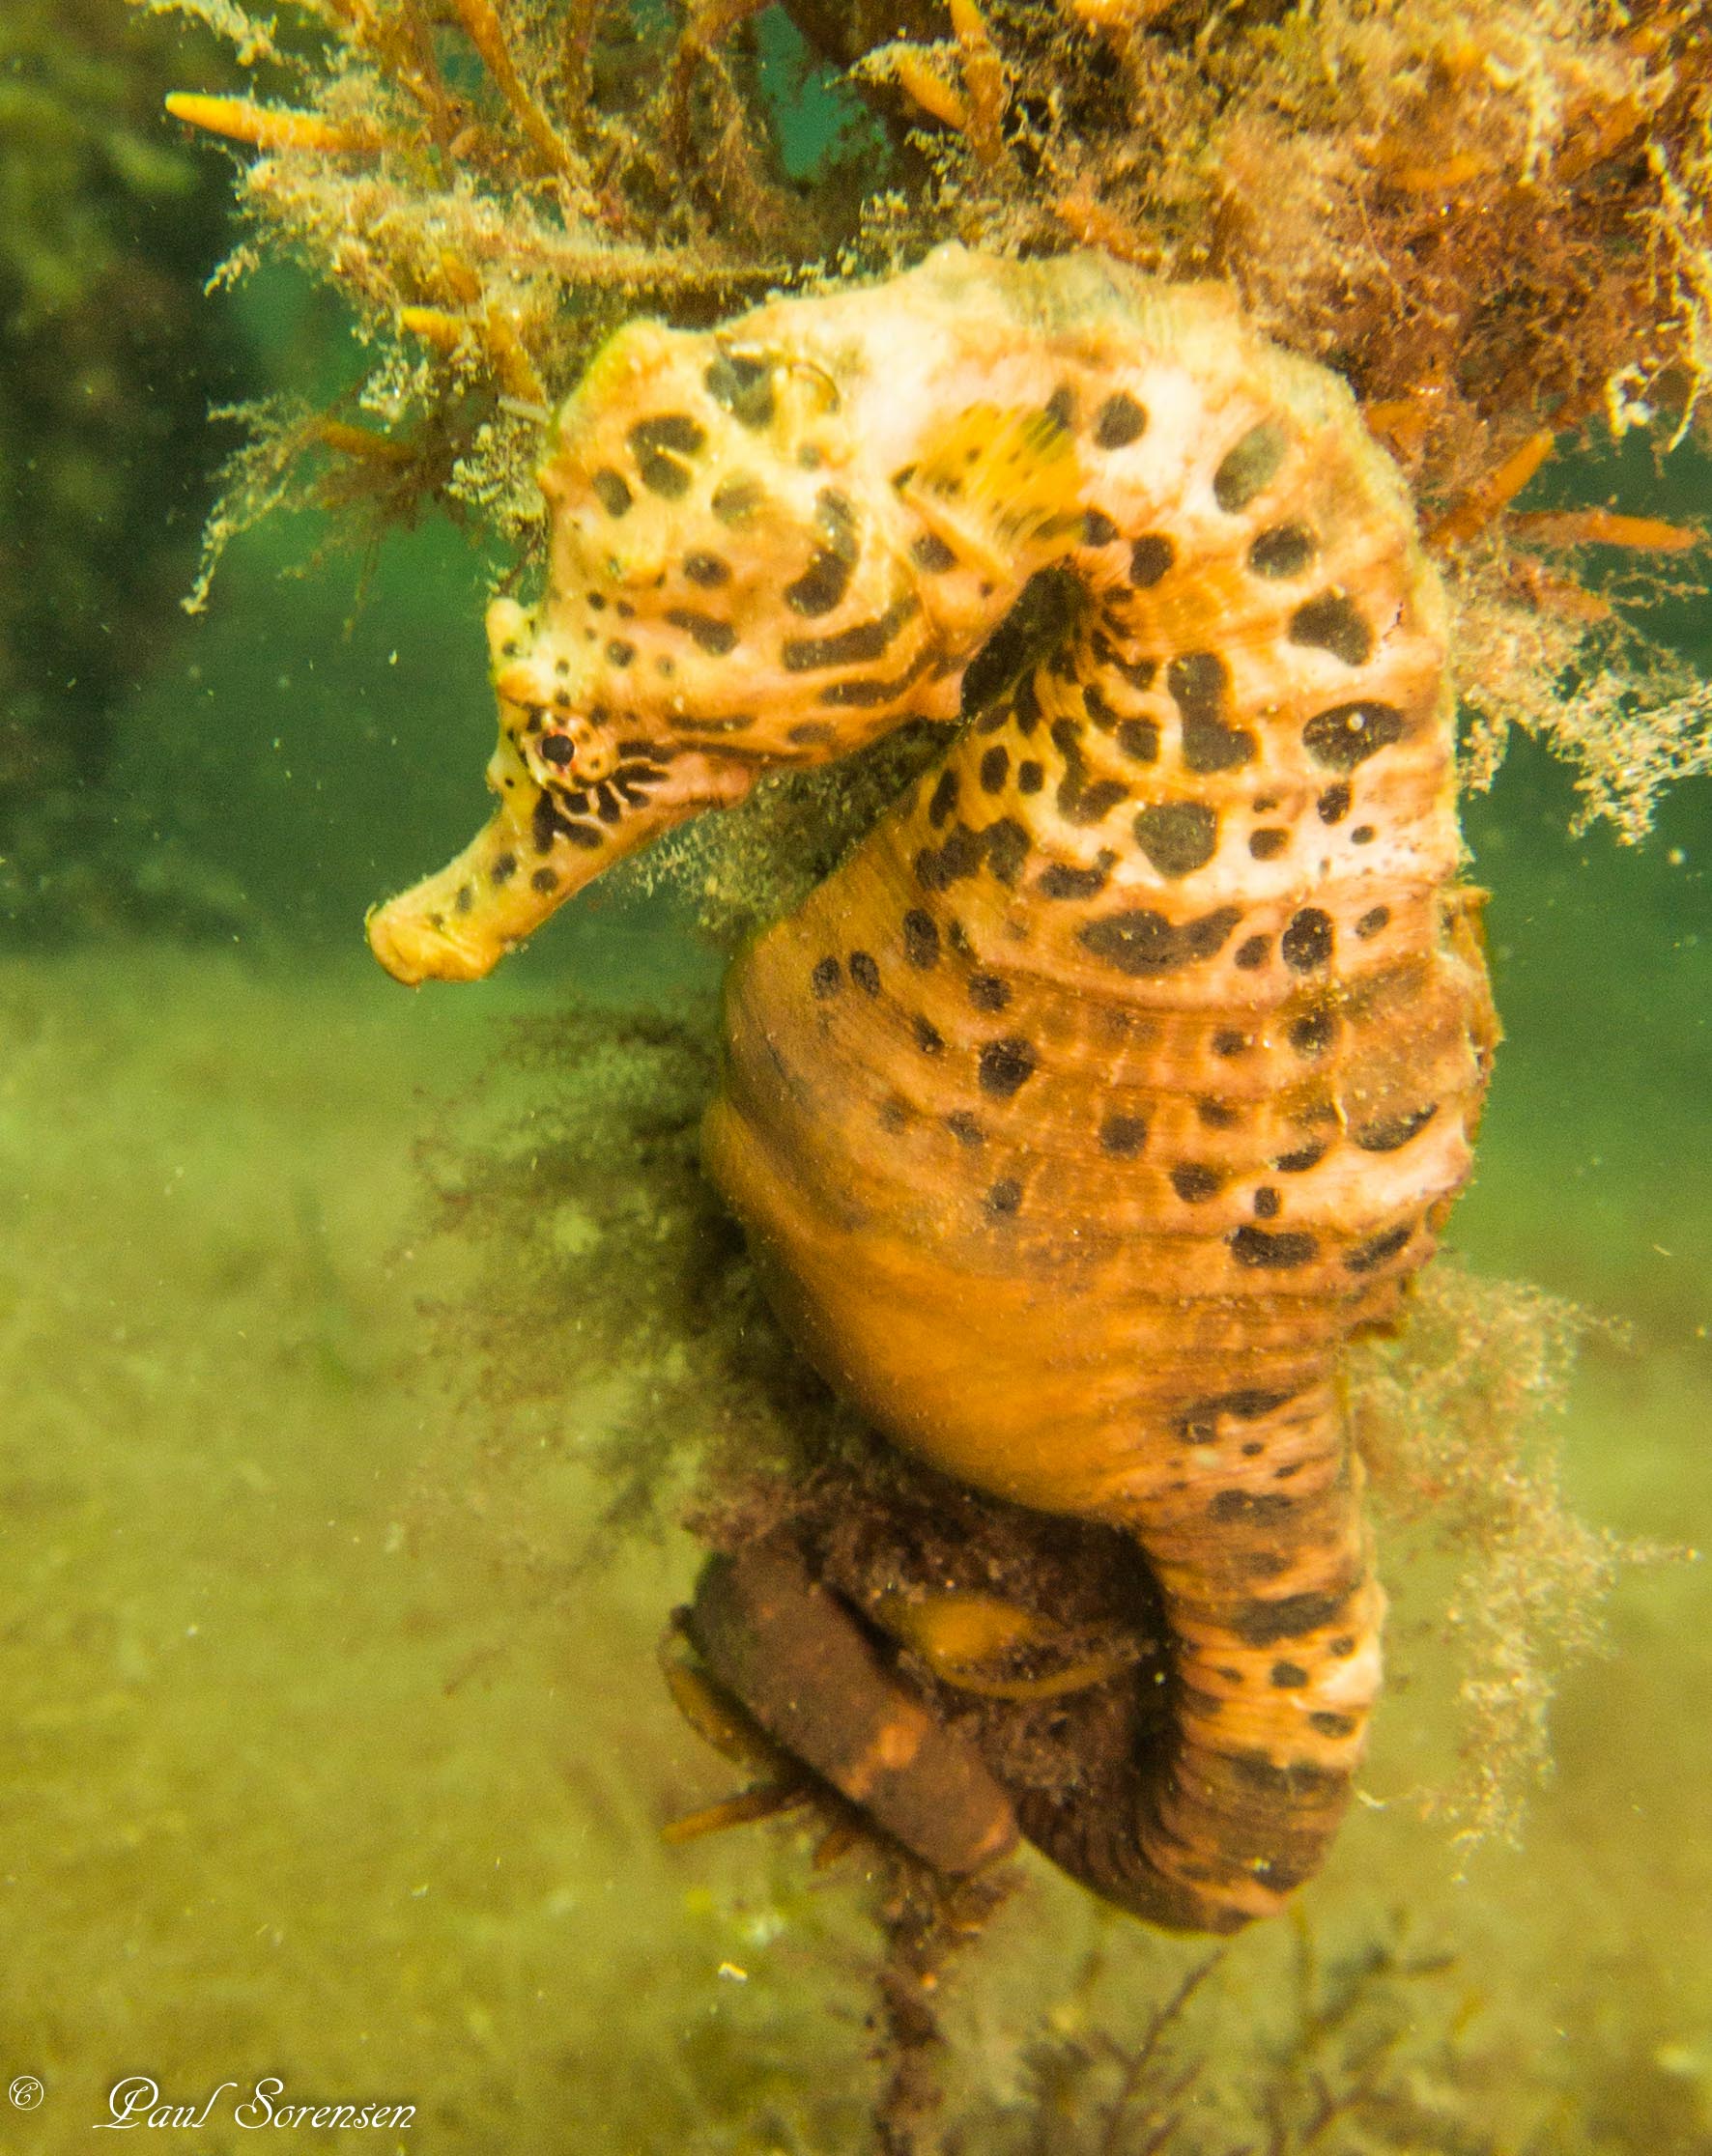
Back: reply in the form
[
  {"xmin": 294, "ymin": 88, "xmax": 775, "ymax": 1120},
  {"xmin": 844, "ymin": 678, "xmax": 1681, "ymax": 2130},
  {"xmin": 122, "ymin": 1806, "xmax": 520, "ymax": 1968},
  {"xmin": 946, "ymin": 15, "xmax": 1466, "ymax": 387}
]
[{"xmin": 143, "ymin": 0, "xmax": 1712, "ymax": 841}]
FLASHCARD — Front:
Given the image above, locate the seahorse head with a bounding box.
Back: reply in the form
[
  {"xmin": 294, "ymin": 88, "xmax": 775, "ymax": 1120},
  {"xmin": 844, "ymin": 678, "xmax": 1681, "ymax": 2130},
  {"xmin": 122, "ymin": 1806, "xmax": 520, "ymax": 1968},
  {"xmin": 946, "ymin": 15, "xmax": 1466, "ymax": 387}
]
[{"xmin": 365, "ymin": 255, "xmax": 1104, "ymax": 983}]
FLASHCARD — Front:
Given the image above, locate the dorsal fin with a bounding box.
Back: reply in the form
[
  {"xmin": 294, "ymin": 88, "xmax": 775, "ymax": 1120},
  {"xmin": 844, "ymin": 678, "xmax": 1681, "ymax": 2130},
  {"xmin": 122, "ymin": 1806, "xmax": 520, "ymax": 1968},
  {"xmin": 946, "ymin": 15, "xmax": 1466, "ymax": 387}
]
[{"xmin": 900, "ymin": 403, "xmax": 1082, "ymax": 580}]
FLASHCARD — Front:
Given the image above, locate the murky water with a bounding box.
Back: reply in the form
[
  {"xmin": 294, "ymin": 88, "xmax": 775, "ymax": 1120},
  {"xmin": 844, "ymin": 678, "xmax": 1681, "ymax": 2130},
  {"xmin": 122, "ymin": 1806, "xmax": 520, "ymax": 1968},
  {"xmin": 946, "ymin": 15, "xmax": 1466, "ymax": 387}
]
[{"xmin": 2, "ymin": 481, "xmax": 1707, "ymax": 2152}]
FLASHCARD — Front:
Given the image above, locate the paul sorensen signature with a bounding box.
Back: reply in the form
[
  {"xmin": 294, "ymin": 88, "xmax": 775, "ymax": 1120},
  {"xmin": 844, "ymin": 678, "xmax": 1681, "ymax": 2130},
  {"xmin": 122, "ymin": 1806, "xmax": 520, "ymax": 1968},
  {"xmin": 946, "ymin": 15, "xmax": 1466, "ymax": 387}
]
[{"xmin": 95, "ymin": 2078, "xmax": 415, "ymax": 2131}]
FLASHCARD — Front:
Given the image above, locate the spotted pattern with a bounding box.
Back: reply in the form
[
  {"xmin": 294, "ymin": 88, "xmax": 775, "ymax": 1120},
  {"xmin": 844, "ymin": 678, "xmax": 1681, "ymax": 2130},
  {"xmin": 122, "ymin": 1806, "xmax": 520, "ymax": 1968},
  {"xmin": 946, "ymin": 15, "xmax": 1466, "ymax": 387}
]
[{"xmin": 401, "ymin": 254, "xmax": 1497, "ymax": 1943}]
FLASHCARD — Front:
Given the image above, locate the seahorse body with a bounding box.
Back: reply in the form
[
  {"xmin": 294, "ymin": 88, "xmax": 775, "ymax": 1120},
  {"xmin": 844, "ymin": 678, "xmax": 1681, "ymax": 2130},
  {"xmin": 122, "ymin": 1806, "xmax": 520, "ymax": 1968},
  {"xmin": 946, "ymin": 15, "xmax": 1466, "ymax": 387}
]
[{"xmin": 369, "ymin": 247, "xmax": 1496, "ymax": 1933}]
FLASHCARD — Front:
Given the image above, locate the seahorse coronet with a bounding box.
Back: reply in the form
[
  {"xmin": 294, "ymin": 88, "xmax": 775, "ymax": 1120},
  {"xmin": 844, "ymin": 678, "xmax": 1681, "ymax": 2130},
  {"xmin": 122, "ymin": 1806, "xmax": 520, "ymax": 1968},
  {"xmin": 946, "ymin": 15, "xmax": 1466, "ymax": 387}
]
[{"xmin": 367, "ymin": 243, "xmax": 1497, "ymax": 1933}]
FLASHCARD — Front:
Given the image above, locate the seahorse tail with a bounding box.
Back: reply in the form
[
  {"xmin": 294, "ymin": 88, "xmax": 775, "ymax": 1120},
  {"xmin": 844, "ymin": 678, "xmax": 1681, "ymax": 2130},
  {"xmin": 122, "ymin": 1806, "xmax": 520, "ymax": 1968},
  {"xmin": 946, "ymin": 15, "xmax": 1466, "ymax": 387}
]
[{"xmin": 1017, "ymin": 1385, "xmax": 1382, "ymax": 1932}]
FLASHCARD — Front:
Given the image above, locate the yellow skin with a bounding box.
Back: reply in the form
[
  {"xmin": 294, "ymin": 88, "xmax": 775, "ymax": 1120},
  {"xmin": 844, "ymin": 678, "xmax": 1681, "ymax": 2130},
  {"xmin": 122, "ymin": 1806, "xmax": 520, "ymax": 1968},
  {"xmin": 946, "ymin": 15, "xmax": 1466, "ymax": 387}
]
[{"xmin": 368, "ymin": 247, "xmax": 1495, "ymax": 1932}]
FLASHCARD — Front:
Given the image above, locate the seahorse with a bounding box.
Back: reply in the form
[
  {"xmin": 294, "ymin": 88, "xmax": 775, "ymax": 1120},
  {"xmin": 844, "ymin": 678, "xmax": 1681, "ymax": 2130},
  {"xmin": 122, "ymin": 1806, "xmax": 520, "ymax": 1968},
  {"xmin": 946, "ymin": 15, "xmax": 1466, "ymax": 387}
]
[{"xmin": 368, "ymin": 245, "xmax": 1497, "ymax": 1934}]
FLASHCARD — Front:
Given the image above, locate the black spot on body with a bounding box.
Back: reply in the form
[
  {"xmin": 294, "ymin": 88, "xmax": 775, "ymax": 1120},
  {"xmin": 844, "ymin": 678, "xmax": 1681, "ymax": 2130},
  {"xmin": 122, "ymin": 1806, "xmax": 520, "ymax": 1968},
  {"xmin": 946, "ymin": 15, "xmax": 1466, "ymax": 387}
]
[
  {"xmin": 1095, "ymin": 391, "xmax": 1148, "ymax": 449},
  {"xmin": 1128, "ymin": 533, "xmax": 1175, "ymax": 587},
  {"xmin": 1168, "ymin": 652, "xmax": 1254, "ymax": 772},
  {"xmin": 1269, "ymin": 1660, "xmax": 1310, "ymax": 1688},
  {"xmin": 913, "ymin": 1015, "xmax": 945, "ymax": 1055},
  {"xmin": 1175, "ymin": 1390, "xmax": 1294, "ymax": 1444},
  {"xmin": 785, "ymin": 489, "xmax": 860, "ymax": 616},
  {"xmin": 811, "ymin": 955, "xmax": 842, "ymax": 998},
  {"xmin": 1133, "ymin": 801, "xmax": 1218, "ymax": 876},
  {"xmin": 1280, "ymin": 908, "xmax": 1333, "ymax": 972},
  {"xmin": 968, "ymin": 973, "xmax": 1010, "ymax": 1011},
  {"xmin": 980, "ymin": 745, "xmax": 1009, "ymax": 794},
  {"xmin": 1213, "ymin": 419, "xmax": 1287, "ymax": 511},
  {"xmin": 1232, "ymin": 1588, "xmax": 1352, "ymax": 1648},
  {"xmin": 1059, "ymin": 775, "xmax": 1128, "ymax": 826},
  {"xmin": 711, "ymin": 475, "xmax": 765, "ymax": 525},
  {"xmin": 1253, "ymin": 1186, "xmax": 1280, "ymax": 1219},
  {"xmin": 1172, "ymin": 1163, "xmax": 1223, "ymax": 1202},
  {"xmin": 984, "ymin": 1177, "xmax": 1022, "ymax": 1217},
  {"xmin": 946, "ymin": 1111, "xmax": 984, "ymax": 1147},
  {"xmin": 1196, "ymin": 1096, "xmax": 1238, "ymax": 1129},
  {"xmin": 1303, "ymin": 701, "xmax": 1407, "ymax": 770},
  {"xmin": 629, "ymin": 413, "xmax": 705, "ymax": 497},
  {"xmin": 1345, "ymin": 1222, "xmax": 1413, "ymax": 1272},
  {"xmin": 1229, "ymin": 1751, "xmax": 1344, "ymax": 1800},
  {"xmin": 1355, "ymin": 905, "xmax": 1389, "ymax": 937},
  {"xmin": 1230, "ymin": 1225, "xmax": 1318, "ymax": 1268},
  {"xmin": 1351, "ymin": 824, "xmax": 1376, "ymax": 844},
  {"xmin": 1355, "ymin": 1105, "xmax": 1438, "ymax": 1151},
  {"xmin": 530, "ymin": 866, "xmax": 558, "ymax": 893},
  {"xmin": 1248, "ymin": 523, "xmax": 1316, "ymax": 578},
  {"xmin": 784, "ymin": 595, "xmax": 918, "ymax": 672},
  {"xmin": 1288, "ymin": 1008, "xmax": 1337, "ymax": 1055},
  {"xmin": 1213, "ymin": 1030, "xmax": 1249, "ymax": 1058},
  {"xmin": 683, "ymin": 551, "xmax": 730, "ymax": 587},
  {"xmin": 901, "ymin": 910, "xmax": 940, "ymax": 969},
  {"xmin": 605, "ymin": 639, "xmax": 636, "ymax": 667},
  {"xmin": 1083, "ymin": 508, "xmax": 1119, "ymax": 547},
  {"xmin": 928, "ymin": 769, "xmax": 958, "ymax": 827},
  {"xmin": 539, "ymin": 734, "xmax": 575, "ymax": 768},
  {"xmin": 819, "ymin": 645, "xmax": 937, "ymax": 706},
  {"xmin": 1116, "ymin": 719, "xmax": 1159, "ymax": 763},
  {"xmin": 1310, "ymin": 1710, "xmax": 1357, "ymax": 1738},
  {"xmin": 1209, "ymin": 1488, "xmax": 1293, "ymax": 1523},
  {"xmin": 1017, "ymin": 759, "xmax": 1045, "ymax": 793},
  {"xmin": 978, "ymin": 1038, "xmax": 1036, "ymax": 1098},
  {"xmin": 531, "ymin": 791, "xmax": 603, "ymax": 854},
  {"xmin": 1039, "ymin": 856, "xmax": 1113, "ymax": 899},
  {"xmin": 1291, "ymin": 591, "xmax": 1375, "ymax": 667},
  {"xmin": 1317, "ymin": 783, "xmax": 1352, "ymax": 824},
  {"xmin": 491, "ymin": 851, "xmax": 517, "ymax": 886},
  {"xmin": 1272, "ymin": 1142, "xmax": 1327, "ymax": 1173},
  {"xmin": 911, "ymin": 531, "xmax": 957, "ymax": 572},
  {"xmin": 984, "ymin": 818, "xmax": 1030, "ymax": 884},
  {"xmin": 1248, "ymin": 828, "xmax": 1288, "ymax": 861},
  {"xmin": 592, "ymin": 468, "xmax": 632, "ymax": 517},
  {"xmin": 848, "ymin": 950, "xmax": 881, "ymax": 996},
  {"xmin": 703, "ymin": 353, "xmax": 776, "ymax": 429},
  {"xmin": 1078, "ymin": 905, "xmax": 1241, "ymax": 974},
  {"xmin": 667, "ymin": 609, "xmax": 736, "ymax": 656},
  {"xmin": 1100, "ymin": 1114, "xmax": 1146, "ymax": 1158}
]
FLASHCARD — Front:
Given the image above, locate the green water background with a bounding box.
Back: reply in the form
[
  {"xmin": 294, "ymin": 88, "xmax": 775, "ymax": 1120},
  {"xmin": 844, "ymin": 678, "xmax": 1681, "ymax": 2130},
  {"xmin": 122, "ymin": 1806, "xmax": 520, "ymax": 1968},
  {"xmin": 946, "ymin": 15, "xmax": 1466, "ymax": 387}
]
[{"xmin": 3, "ymin": 233, "xmax": 1711, "ymax": 2152}]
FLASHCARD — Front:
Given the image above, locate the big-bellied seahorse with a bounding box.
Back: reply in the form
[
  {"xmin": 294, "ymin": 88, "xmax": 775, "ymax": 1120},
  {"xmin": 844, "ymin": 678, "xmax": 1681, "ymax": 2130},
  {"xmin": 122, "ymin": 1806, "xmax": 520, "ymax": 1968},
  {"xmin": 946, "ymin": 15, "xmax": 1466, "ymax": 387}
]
[{"xmin": 368, "ymin": 245, "xmax": 1497, "ymax": 1934}]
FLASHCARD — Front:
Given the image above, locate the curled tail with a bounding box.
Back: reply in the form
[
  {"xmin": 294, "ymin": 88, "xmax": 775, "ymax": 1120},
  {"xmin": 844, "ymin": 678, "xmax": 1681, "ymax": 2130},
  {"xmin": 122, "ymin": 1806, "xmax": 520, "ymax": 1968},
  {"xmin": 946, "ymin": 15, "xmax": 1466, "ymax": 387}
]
[{"xmin": 1017, "ymin": 1386, "xmax": 1381, "ymax": 1930}]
